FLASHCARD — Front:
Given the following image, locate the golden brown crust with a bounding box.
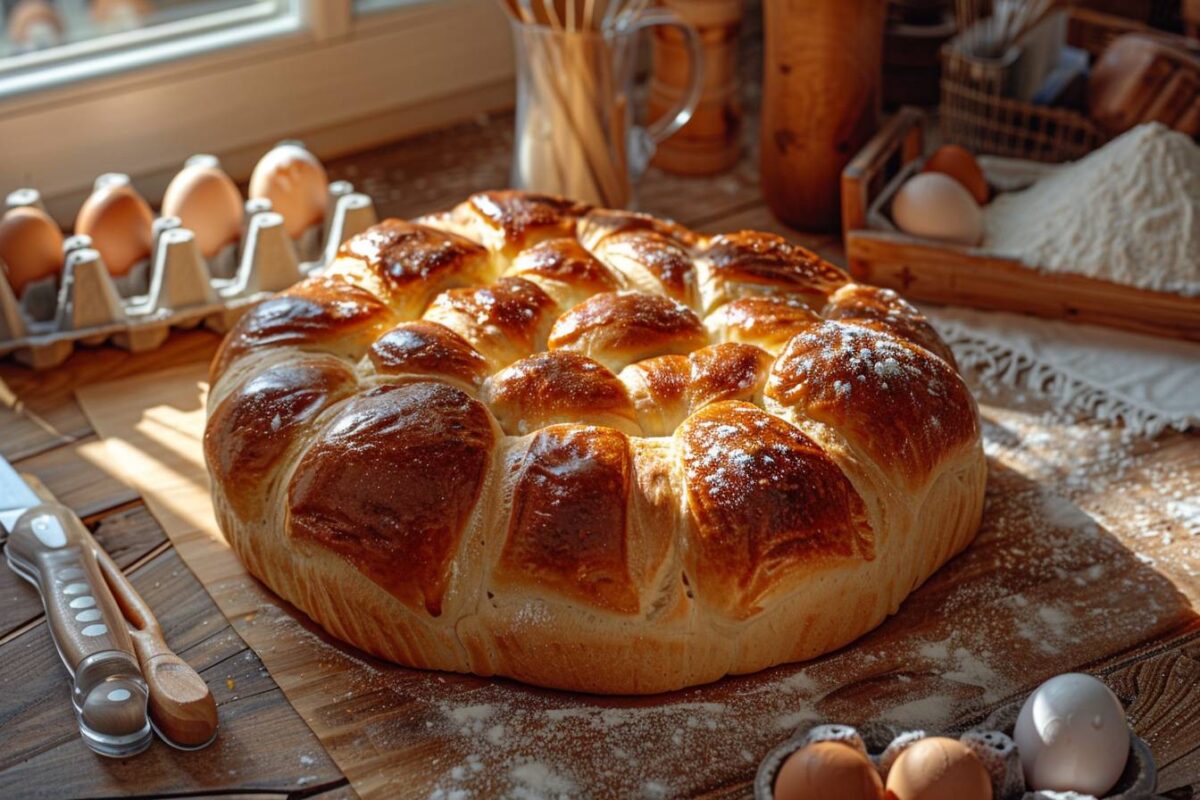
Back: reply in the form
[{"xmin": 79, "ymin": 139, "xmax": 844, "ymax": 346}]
[
  {"xmin": 287, "ymin": 381, "xmax": 494, "ymax": 616},
  {"xmin": 704, "ymin": 296, "xmax": 820, "ymax": 353},
  {"xmin": 687, "ymin": 342, "xmax": 773, "ymax": 411},
  {"xmin": 204, "ymin": 355, "xmax": 357, "ymax": 520},
  {"xmin": 496, "ymin": 425, "xmax": 639, "ymax": 614},
  {"xmin": 593, "ymin": 230, "xmax": 700, "ymax": 307},
  {"xmin": 766, "ymin": 320, "xmax": 978, "ymax": 488},
  {"xmin": 618, "ymin": 354, "xmax": 691, "ymax": 437},
  {"xmin": 678, "ymin": 401, "xmax": 873, "ymax": 618},
  {"xmin": 548, "ymin": 291, "xmax": 708, "ymax": 370},
  {"xmin": 367, "ymin": 321, "xmax": 489, "ymax": 390},
  {"xmin": 422, "ymin": 276, "xmax": 558, "ymax": 369},
  {"xmin": 576, "ymin": 208, "xmax": 700, "ymax": 251},
  {"xmin": 210, "ymin": 276, "xmax": 397, "ymax": 383},
  {"xmin": 617, "ymin": 344, "xmax": 770, "ymax": 436},
  {"xmin": 205, "ymin": 192, "xmax": 985, "ymax": 695},
  {"xmin": 700, "ymin": 231, "xmax": 848, "ymax": 312},
  {"xmin": 505, "ymin": 237, "xmax": 624, "ymax": 308},
  {"xmin": 822, "ymin": 284, "xmax": 956, "ymax": 367},
  {"xmin": 329, "ymin": 219, "xmax": 491, "ymax": 317},
  {"xmin": 484, "ymin": 351, "xmax": 638, "ymax": 435},
  {"xmin": 468, "ymin": 190, "xmax": 591, "ymax": 253}
]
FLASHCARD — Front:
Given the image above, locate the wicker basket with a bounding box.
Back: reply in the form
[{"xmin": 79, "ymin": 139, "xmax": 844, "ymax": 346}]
[
  {"xmin": 1067, "ymin": 7, "xmax": 1150, "ymax": 55},
  {"xmin": 938, "ymin": 7, "xmax": 1138, "ymax": 162}
]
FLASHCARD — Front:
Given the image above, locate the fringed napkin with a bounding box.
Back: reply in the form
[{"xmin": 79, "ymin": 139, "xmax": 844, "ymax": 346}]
[{"xmin": 923, "ymin": 306, "xmax": 1200, "ymax": 437}]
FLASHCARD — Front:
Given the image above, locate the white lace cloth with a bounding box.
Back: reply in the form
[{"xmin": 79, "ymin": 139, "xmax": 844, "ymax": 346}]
[{"xmin": 921, "ymin": 306, "xmax": 1200, "ymax": 437}]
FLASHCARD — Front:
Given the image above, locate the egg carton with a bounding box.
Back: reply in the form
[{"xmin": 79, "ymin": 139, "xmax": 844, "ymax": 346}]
[
  {"xmin": 0, "ymin": 181, "xmax": 377, "ymax": 370},
  {"xmin": 755, "ymin": 703, "xmax": 1158, "ymax": 800}
]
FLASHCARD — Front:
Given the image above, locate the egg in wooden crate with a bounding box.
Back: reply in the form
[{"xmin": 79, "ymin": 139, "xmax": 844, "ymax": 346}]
[
  {"xmin": 922, "ymin": 144, "xmax": 990, "ymax": 204},
  {"xmin": 892, "ymin": 172, "xmax": 983, "ymax": 246}
]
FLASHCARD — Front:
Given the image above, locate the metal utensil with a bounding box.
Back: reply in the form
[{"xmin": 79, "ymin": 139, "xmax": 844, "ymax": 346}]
[
  {"xmin": 0, "ymin": 456, "xmax": 218, "ymax": 754},
  {"xmin": 0, "ymin": 457, "xmax": 152, "ymax": 758}
]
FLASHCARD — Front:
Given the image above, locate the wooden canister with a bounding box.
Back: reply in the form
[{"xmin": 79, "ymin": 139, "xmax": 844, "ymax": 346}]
[
  {"xmin": 761, "ymin": 0, "xmax": 886, "ymax": 231},
  {"xmin": 649, "ymin": 0, "xmax": 744, "ymax": 175}
]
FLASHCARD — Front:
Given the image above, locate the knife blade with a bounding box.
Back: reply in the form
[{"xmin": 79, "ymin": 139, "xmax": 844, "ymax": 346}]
[
  {"xmin": 0, "ymin": 456, "xmax": 153, "ymax": 758},
  {"xmin": 0, "ymin": 454, "xmax": 41, "ymax": 536}
]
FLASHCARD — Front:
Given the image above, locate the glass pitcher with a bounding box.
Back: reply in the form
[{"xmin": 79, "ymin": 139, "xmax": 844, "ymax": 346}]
[{"xmin": 510, "ymin": 12, "xmax": 703, "ymax": 208}]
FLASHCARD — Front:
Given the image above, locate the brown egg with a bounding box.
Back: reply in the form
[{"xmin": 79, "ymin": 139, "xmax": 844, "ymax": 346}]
[
  {"xmin": 775, "ymin": 741, "xmax": 884, "ymax": 800},
  {"xmin": 75, "ymin": 176, "xmax": 155, "ymax": 277},
  {"xmin": 162, "ymin": 157, "xmax": 244, "ymax": 259},
  {"xmin": 885, "ymin": 737, "xmax": 992, "ymax": 800},
  {"xmin": 922, "ymin": 145, "xmax": 989, "ymax": 205},
  {"xmin": 248, "ymin": 143, "xmax": 328, "ymax": 240},
  {"xmin": 0, "ymin": 206, "xmax": 64, "ymax": 295}
]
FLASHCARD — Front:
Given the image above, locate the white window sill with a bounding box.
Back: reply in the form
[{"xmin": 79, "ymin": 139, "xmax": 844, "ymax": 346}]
[{"xmin": 0, "ymin": 0, "xmax": 514, "ymax": 218}]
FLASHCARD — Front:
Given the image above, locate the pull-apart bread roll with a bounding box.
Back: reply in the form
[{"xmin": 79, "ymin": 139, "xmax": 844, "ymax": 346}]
[{"xmin": 205, "ymin": 190, "xmax": 985, "ymax": 694}]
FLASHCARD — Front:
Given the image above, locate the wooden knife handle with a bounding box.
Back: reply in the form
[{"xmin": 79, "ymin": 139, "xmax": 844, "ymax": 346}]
[{"xmin": 94, "ymin": 550, "xmax": 219, "ymax": 748}]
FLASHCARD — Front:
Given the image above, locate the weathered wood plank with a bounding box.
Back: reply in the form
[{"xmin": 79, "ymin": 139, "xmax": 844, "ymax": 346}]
[
  {"xmin": 1101, "ymin": 631, "xmax": 1200, "ymax": 794},
  {"xmin": 9, "ymin": 436, "xmax": 139, "ymax": 520},
  {"xmin": 0, "ymin": 546, "xmax": 342, "ymax": 799},
  {"xmin": 0, "ymin": 329, "xmax": 222, "ymax": 454},
  {"xmin": 0, "ymin": 404, "xmax": 75, "ymax": 462}
]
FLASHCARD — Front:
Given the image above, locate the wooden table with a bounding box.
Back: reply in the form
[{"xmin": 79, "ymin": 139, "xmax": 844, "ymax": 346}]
[{"xmin": 0, "ymin": 113, "xmax": 1197, "ymax": 799}]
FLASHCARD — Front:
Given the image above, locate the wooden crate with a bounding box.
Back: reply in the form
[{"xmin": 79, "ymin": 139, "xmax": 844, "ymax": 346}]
[{"xmin": 840, "ymin": 107, "xmax": 1200, "ymax": 342}]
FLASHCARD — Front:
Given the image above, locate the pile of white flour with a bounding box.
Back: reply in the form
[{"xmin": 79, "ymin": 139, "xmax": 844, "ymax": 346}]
[{"xmin": 984, "ymin": 123, "xmax": 1200, "ymax": 296}]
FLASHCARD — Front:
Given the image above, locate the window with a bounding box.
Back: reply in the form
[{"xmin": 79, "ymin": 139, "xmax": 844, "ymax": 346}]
[
  {"xmin": 1, "ymin": 0, "xmax": 513, "ymax": 217},
  {"xmin": 353, "ymin": 0, "xmax": 417, "ymax": 14},
  {"xmin": 1, "ymin": 1, "xmax": 300, "ymax": 96}
]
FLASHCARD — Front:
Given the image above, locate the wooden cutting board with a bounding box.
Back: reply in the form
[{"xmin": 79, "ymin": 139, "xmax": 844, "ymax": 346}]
[{"xmin": 75, "ymin": 365, "xmax": 1200, "ymax": 799}]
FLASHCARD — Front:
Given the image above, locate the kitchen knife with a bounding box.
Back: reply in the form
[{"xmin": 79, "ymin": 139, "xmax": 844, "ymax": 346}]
[
  {"xmin": 0, "ymin": 456, "xmax": 218, "ymax": 751},
  {"xmin": 0, "ymin": 456, "xmax": 153, "ymax": 758}
]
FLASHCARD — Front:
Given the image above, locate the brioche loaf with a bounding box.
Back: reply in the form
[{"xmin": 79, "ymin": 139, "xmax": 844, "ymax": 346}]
[{"xmin": 204, "ymin": 191, "xmax": 985, "ymax": 694}]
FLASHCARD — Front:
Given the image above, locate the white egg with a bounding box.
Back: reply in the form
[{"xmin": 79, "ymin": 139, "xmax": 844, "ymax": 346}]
[
  {"xmin": 892, "ymin": 172, "xmax": 983, "ymax": 246},
  {"xmin": 1013, "ymin": 673, "xmax": 1129, "ymax": 796}
]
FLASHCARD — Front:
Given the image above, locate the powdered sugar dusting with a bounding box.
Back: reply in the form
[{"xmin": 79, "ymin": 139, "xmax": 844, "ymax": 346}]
[{"xmin": 771, "ymin": 321, "xmax": 971, "ymax": 459}]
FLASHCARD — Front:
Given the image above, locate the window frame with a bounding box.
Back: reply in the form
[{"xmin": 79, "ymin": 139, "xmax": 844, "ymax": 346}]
[{"xmin": 0, "ymin": 0, "xmax": 514, "ymax": 219}]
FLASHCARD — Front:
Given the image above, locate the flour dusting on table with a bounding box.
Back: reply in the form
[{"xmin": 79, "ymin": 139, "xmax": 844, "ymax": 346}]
[
  {"xmin": 236, "ymin": 399, "xmax": 1196, "ymax": 799},
  {"xmin": 985, "ymin": 123, "xmax": 1200, "ymax": 296}
]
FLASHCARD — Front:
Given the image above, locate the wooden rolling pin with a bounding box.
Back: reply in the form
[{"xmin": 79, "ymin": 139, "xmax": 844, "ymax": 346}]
[
  {"xmin": 760, "ymin": 0, "xmax": 887, "ymax": 231},
  {"xmin": 649, "ymin": 0, "xmax": 744, "ymax": 175}
]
